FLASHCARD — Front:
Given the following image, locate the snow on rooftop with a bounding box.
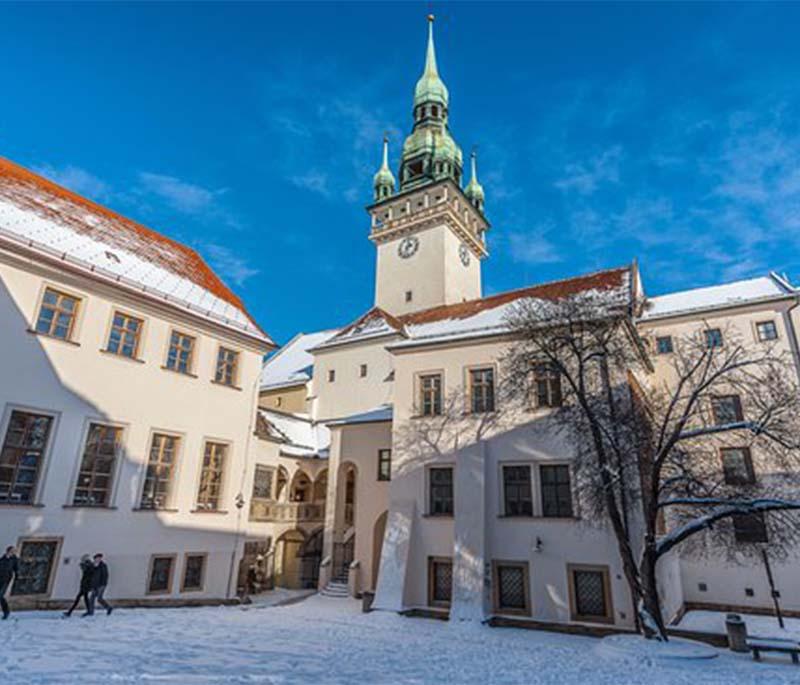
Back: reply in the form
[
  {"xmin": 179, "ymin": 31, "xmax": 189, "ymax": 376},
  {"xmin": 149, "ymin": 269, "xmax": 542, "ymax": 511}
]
[
  {"xmin": 0, "ymin": 158, "xmax": 272, "ymax": 345},
  {"xmin": 640, "ymin": 275, "xmax": 794, "ymax": 321},
  {"xmin": 258, "ymin": 408, "xmax": 330, "ymax": 458},
  {"xmin": 327, "ymin": 404, "xmax": 393, "ymax": 426},
  {"xmin": 260, "ymin": 329, "xmax": 340, "ymax": 389}
]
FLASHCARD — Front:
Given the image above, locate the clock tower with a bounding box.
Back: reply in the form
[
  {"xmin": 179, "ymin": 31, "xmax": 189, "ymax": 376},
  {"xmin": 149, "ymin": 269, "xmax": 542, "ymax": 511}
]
[{"xmin": 368, "ymin": 16, "xmax": 489, "ymax": 316}]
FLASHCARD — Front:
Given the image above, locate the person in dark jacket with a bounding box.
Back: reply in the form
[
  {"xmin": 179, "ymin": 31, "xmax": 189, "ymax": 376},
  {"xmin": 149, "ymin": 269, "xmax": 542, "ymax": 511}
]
[
  {"xmin": 0, "ymin": 546, "xmax": 19, "ymax": 620},
  {"xmin": 85, "ymin": 553, "xmax": 113, "ymax": 616},
  {"xmin": 63, "ymin": 555, "xmax": 93, "ymax": 618}
]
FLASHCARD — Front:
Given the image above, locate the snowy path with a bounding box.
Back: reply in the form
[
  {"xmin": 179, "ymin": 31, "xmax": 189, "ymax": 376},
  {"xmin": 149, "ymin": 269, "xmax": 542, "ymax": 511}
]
[{"xmin": 1, "ymin": 594, "xmax": 798, "ymax": 684}]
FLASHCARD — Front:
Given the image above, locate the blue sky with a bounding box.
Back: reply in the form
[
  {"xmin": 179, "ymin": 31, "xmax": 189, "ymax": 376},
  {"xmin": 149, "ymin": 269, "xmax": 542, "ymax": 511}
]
[{"xmin": 2, "ymin": 2, "xmax": 800, "ymax": 344}]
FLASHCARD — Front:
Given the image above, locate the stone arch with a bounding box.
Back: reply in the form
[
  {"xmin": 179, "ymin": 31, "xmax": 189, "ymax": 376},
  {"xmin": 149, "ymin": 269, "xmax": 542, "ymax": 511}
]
[
  {"xmin": 274, "ymin": 529, "xmax": 305, "ymax": 589},
  {"xmin": 371, "ymin": 510, "xmax": 388, "ymax": 591},
  {"xmin": 275, "ymin": 466, "xmax": 289, "ymax": 502},
  {"xmin": 289, "ymin": 469, "xmax": 312, "ymax": 503},
  {"xmin": 299, "ymin": 527, "xmax": 324, "ymax": 589},
  {"xmin": 312, "ymin": 468, "xmax": 328, "ymax": 503}
]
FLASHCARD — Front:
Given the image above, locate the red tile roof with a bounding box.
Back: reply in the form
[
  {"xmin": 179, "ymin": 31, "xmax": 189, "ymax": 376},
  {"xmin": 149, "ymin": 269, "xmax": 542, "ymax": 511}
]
[
  {"xmin": 400, "ymin": 266, "xmax": 631, "ymax": 325},
  {"xmin": 0, "ymin": 157, "xmax": 268, "ymax": 341}
]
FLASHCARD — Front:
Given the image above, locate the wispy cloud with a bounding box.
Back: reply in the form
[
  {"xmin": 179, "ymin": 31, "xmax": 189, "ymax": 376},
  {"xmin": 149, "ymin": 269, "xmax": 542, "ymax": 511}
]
[
  {"xmin": 33, "ymin": 164, "xmax": 111, "ymax": 202},
  {"xmin": 554, "ymin": 146, "xmax": 623, "ymax": 196},
  {"xmin": 200, "ymin": 243, "xmax": 259, "ymax": 287},
  {"xmin": 137, "ymin": 172, "xmax": 225, "ymax": 215},
  {"xmin": 289, "ymin": 170, "xmax": 331, "ymax": 198},
  {"xmin": 507, "ymin": 223, "xmax": 562, "ymax": 265}
]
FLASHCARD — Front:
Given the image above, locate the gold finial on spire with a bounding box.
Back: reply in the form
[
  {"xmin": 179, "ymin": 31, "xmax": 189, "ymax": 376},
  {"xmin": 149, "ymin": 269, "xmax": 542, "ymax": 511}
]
[{"xmin": 428, "ymin": 13, "xmax": 434, "ymax": 22}]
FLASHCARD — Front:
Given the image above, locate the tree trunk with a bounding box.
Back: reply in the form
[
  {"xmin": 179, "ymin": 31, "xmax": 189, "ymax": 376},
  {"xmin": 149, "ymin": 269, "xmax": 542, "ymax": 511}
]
[{"xmin": 639, "ymin": 541, "xmax": 667, "ymax": 640}]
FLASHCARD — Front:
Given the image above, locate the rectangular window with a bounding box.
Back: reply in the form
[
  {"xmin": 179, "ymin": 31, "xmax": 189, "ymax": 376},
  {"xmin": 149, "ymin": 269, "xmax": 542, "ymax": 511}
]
[
  {"xmin": 569, "ymin": 565, "xmax": 613, "ymax": 623},
  {"xmin": 251, "ymin": 464, "xmax": 274, "ymax": 500},
  {"xmin": 419, "ymin": 373, "xmax": 443, "ymax": 416},
  {"xmin": 147, "ymin": 555, "xmax": 175, "ymax": 594},
  {"xmin": 469, "ymin": 367, "xmax": 495, "ymax": 413},
  {"xmin": 196, "ymin": 442, "xmax": 227, "ymax": 511},
  {"xmin": 106, "ymin": 311, "xmax": 143, "ymax": 358},
  {"xmin": 166, "ymin": 331, "xmax": 195, "ymax": 374},
  {"xmin": 328, "ymin": 369, "xmax": 336, "ymax": 383},
  {"xmin": 656, "ymin": 336, "xmax": 673, "ymax": 354},
  {"xmin": 0, "ymin": 410, "xmax": 53, "ymax": 504},
  {"xmin": 11, "ymin": 539, "xmax": 60, "ymax": 596},
  {"xmin": 429, "ymin": 466, "xmax": 453, "ymax": 516},
  {"xmin": 705, "ymin": 328, "xmax": 724, "ymax": 348},
  {"xmin": 181, "ymin": 554, "xmax": 206, "ymax": 592},
  {"xmin": 721, "ymin": 447, "xmax": 755, "ymax": 486},
  {"xmin": 533, "ymin": 363, "xmax": 562, "ymax": 408},
  {"xmin": 377, "ymin": 449, "xmax": 392, "ymax": 482},
  {"xmin": 214, "ymin": 347, "xmax": 239, "ymax": 386},
  {"xmin": 756, "ymin": 320, "xmax": 778, "ymax": 342},
  {"xmin": 494, "ymin": 562, "xmax": 530, "ymax": 615},
  {"xmin": 360, "ymin": 364, "xmax": 368, "ymax": 378},
  {"xmin": 428, "ymin": 557, "xmax": 452, "ymax": 607},
  {"xmin": 405, "ymin": 290, "xmax": 413, "ymax": 303},
  {"xmin": 502, "ymin": 465, "xmax": 533, "ymax": 517},
  {"xmin": 733, "ymin": 513, "xmax": 768, "ymax": 544},
  {"xmin": 711, "ymin": 395, "xmax": 743, "ymax": 425},
  {"xmin": 73, "ymin": 423, "xmax": 122, "ymax": 507},
  {"xmin": 35, "ymin": 287, "xmax": 79, "ymax": 340},
  {"xmin": 140, "ymin": 433, "xmax": 179, "ymax": 509},
  {"xmin": 540, "ymin": 465, "xmax": 573, "ymax": 518}
]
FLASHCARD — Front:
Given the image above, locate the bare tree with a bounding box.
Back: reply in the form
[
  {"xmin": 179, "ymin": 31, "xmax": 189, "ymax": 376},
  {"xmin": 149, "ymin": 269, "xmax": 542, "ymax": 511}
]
[{"xmin": 503, "ymin": 290, "xmax": 800, "ymax": 640}]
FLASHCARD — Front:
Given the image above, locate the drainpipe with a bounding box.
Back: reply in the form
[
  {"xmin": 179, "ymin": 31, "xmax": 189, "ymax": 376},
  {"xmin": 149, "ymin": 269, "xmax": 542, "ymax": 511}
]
[{"xmin": 226, "ymin": 362, "xmax": 264, "ymax": 599}]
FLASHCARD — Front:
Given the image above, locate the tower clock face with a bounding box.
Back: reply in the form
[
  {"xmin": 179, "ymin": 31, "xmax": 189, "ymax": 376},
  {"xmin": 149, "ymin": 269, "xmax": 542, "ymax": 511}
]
[
  {"xmin": 459, "ymin": 242, "xmax": 471, "ymax": 267},
  {"xmin": 398, "ymin": 236, "xmax": 419, "ymax": 259}
]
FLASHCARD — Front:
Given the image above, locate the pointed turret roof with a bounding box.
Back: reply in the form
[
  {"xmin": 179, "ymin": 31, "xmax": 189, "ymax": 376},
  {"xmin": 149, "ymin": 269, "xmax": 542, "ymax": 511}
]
[{"xmin": 414, "ymin": 15, "xmax": 449, "ymax": 108}]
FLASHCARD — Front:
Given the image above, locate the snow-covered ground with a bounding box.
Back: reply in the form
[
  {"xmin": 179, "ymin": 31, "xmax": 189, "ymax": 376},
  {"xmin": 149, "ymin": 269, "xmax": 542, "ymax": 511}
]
[
  {"xmin": 679, "ymin": 609, "xmax": 800, "ymax": 641},
  {"xmin": 1, "ymin": 594, "xmax": 798, "ymax": 684}
]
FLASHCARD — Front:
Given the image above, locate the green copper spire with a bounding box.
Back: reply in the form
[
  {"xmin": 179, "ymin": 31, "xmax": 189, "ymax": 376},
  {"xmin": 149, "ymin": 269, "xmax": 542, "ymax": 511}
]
[
  {"xmin": 464, "ymin": 149, "xmax": 485, "ymax": 212},
  {"xmin": 414, "ymin": 15, "xmax": 449, "ymax": 108},
  {"xmin": 373, "ymin": 135, "xmax": 396, "ymax": 201},
  {"xmin": 399, "ymin": 15, "xmax": 463, "ymax": 192}
]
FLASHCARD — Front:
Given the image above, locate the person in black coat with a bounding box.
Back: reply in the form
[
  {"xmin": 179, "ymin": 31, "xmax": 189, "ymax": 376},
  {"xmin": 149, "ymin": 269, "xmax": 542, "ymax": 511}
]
[
  {"xmin": 0, "ymin": 546, "xmax": 19, "ymax": 620},
  {"xmin": 85, "ymin": 553, "xmax": 113, "ymax": 616},
  {"xmin": 63, "ymin": 555, "xmax": 93, "ymax": 618}
]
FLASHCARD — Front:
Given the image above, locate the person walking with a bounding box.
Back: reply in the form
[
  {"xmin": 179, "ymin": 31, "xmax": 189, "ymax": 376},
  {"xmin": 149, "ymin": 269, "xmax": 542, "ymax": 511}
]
[
  {"xmin": 63, "ymin": 555, "xmax": 93, "ymax": 618},
  {"xmin": 0, "ymin": 546, "xmax": 19, "ymax": 620},
  {"xmin": 84, "ymin": 553, "xmax": 113, "ymax": 617}
]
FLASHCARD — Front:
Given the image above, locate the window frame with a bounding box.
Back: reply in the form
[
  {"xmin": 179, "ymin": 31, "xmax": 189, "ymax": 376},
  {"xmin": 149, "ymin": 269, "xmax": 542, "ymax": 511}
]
[
  {"xmin": 655, "ymin": 335, "xmax": 673, "ymax": 355},
  {"xmin": 360, "ymin": 364, "xmax": 368, "ymax": 378},
  {"xmin": 711, "ymin": 394, "xmax": 744, "ymax": 425},
  {"xmin": 33, "ymin": 285, "xmax": 82, "ymax": 343},
  {"xmin": 417, "ymin": 371, "xmax": 444, "ymax": 417},
  {"xmin": 11, "ymin": 536, "xmax": 62, "ymax": 597},
  {"xmin": 755, "ymin": 320, "xmax": 779, "ymax": 343},
  {"xmin": 427, "ymin": 465, "xmax": 454, "ymax": 517},
  {"xmin": 492, "ymin": 560, "xmax": 531, "ymax": 616},
  {"xmin": 501, "ymin": 463, "xmax": 533, "ymax": 518},
  {"xmin": 147, "ymin": 554, "xmax": 177, "ymax": 595},
  {"xmin": 251, "ymin": 463, "xmax": 276, "ymax": 501},
  {"xmin": 539, "ymin": 463, "xmax": 574, "ymax": 519},
  {"xmin": 466, "ymin": 365, "xmax": 496, "ymax": 414},
  {"xmin": 180, "ymin": 552, "xmax": 208, "ymax": 593},
  {"xmin": 70, "ymin": 420, "xmax": 126, "ymax": 508},
  {"xmin": 138, "ymin": 430, "xmax": 183, "ymax": 511},
  {"xmin": 213, "ymin": 345, "xmax": 240, "ymax": 388},
  {"xmin": 195, "ymin": 439, "xmax": 230, "ymax": 512},
  {"xmin": 0, "ymin": 405, "xmax": 58, "ymax": 506},
  {"xmin": 427, "ymin": 556, "xmax": 453, "ymax": 608},
  {"xmin": 104, "ymin": 308, "xmax": 145, "ymax": 360},
  {"xmin": 328, "ymin": 369, "xmax": 336, "ymax": 383},
  {"xmin": 720, "ymin": 447, "xmax": 756, "ymax": 486},
  {"xmin": 705, "ymin": 327, "xmax": 724, "ymax": 349},
  {"xmin": 163, "ymin": 329, "xmax": 197, "ymax": 376},
  {"xmin": 567, "ymin": 563, "xmax": 614, "ymax": 624},
  {"xmin": 532, "ymin": 362, "xmax": 563, "ymax": 409},
  {"xmin": 377, "ymin": 449, "xmax": 392, "ymax": 482},
  {"xmin": 733, "ymin": 512, "xmax": 769, "ymax": 544}
]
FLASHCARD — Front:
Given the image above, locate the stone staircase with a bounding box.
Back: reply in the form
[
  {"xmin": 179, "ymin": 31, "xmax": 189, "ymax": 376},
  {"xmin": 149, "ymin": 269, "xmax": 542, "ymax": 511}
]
[{"xmin": 319, "ymin": 578, "xmax": 349, "ymax": 598}]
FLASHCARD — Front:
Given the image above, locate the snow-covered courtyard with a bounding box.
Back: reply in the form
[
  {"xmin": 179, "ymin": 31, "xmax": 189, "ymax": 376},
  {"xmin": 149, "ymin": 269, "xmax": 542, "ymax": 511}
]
[{"xmin": 1, "ymin": 593, "xmax": 798, "ymax": 684}]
